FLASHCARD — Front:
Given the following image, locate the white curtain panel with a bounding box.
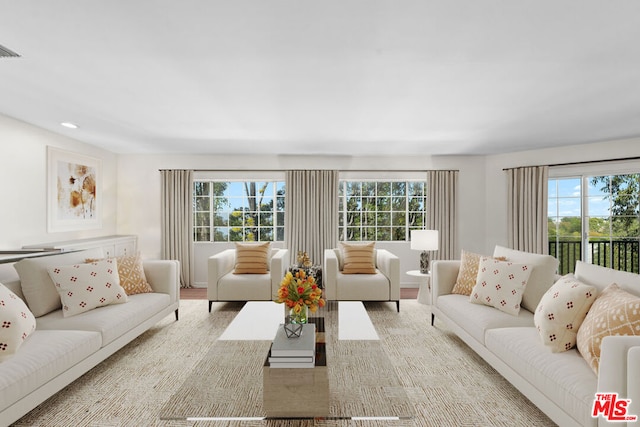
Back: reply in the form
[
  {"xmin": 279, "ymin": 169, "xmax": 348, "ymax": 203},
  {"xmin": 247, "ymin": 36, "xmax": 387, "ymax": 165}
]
[
  {"xmin": 427, "ymin": 170, "xmax": 459, "ymax": 261},
  {"xmin": 160, "ymin": 169, "xmax": 193, "ymax": 288},
  {"xmin": 507, "ymin": 166, "xmax": 549, "ymax": 254},
  {"xmin": 285, "ymin": 170, "xmax": 339, "ymax": 266}
]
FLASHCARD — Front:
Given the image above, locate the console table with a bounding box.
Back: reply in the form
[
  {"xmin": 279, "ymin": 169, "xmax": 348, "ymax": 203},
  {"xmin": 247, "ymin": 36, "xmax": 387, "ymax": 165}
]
[{"xmin": 23, "ymin": 235, "xmax": 137, "ymax": 258}]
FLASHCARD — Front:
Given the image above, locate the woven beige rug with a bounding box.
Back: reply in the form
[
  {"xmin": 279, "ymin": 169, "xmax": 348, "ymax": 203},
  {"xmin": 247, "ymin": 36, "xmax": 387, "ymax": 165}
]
[{"xmin": 12, "ymin": 300, "xmax": 556, "ymax": 427}]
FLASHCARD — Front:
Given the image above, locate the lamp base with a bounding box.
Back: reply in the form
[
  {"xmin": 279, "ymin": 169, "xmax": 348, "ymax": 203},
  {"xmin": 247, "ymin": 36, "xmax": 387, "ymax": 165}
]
[{"xmin": 419, "ymin": 251, "xmax": 430, "ymax": 274}]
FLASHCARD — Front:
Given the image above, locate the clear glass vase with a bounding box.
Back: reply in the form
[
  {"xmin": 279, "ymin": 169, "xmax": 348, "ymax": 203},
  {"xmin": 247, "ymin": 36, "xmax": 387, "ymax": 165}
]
[{"xmin": 289, "ymin": 305, "xmax": 308, "ymax": 324}]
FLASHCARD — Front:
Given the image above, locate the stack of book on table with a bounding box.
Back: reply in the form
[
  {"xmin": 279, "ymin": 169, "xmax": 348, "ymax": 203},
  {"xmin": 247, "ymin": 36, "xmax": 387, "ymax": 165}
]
[{"xmin": 268, "ymin": 323, "xmax": 316, "ymax": 368}]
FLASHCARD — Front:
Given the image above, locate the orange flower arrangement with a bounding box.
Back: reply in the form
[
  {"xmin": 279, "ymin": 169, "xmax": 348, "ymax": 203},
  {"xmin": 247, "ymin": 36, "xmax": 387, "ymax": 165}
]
[{"xmin": 276, "ymin": 270, "xmax": 325, "ymax": 321}]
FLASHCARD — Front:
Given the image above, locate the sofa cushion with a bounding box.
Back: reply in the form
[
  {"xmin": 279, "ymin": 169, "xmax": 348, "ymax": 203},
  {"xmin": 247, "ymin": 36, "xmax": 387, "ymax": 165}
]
[
  {"xmin": 218, "ymin": 272, "xmax": 273, "ymax": 300},
  {"xmin": 36, "ymin": 292, "xmax": 170, "ymax": 346},
  {"xmin": 336, "ymin": 271, "xmax": 390, "ymax": 300},
  {"xmin": 534, "ymin": 274, "xmax": 597, "ymax": 353},
  {"xmin": 233, "ymin": 242, "xmax": 270, "ymax": 274},
  {"xmin": 485, "ymin": 327, "xmax": 597, "ymax": 427},
  {"xmin": 0, "ymin": 283, "xmax": 36, "ymax": 362},
  {"xmin": 436, "ymin": 294, "xmax": 534, "ymax": 345},
  {"xmin": 452, "ymin": 250, "xmax": 508, "ymax": 296},
  {"xmin": 574, "ymin": 260, "xmax": 640, "ymax": 297},
  {"xmin": 47, "ymin": 259, "xmax": 128, "ymax": 317},
  {"xmin": 493, "ymin": 245, "xmax": 559, "ymax": 313},
  {"xmin": 341, "ymin": 242, "xmax": 376, "ymax": 274},
  {"xmin": 0, "ymin": 329, "xmax": 101, "ymax": 411},
  {"xmin": 470, "ymin": 257, "xmax": 532, "ymax": 316},
  {"xmin": 576, "ymin": 283, "xmax": 640, "ymax": 374},
  {"xmin": 13, "ymin": 248, "xmax": 104, "ymax": 317}
]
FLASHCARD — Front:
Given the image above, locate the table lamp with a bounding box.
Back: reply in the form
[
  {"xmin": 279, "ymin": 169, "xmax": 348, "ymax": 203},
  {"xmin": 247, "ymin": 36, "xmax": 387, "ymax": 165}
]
[{"xmin": 410, "ymin": 230, "xmax": 439, "ymax": 274}]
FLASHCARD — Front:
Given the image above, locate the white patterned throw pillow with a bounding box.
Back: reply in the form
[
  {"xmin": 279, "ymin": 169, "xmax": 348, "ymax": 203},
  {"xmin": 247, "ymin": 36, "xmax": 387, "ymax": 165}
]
[
  {"xmin": 47, "ymin": 259, "xmax": 128, "ymax": 317},
  {"xmin": 534, "ymin": 274, "xmax": 597, "ymax": 353},
  {"xmin": 0, "ymin": 282, "xmax": 36, "ymax": 361},
  {"xmin": 470, "ymin": 257, "xmax": 532, "ymax": 316}
]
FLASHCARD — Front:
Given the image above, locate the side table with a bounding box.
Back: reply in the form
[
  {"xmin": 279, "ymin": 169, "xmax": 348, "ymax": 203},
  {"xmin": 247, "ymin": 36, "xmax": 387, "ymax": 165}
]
[
  {"xmin": 407, "ymin": 270, "xmax": 431, "ymax": 305},
  {"xmin": 288, "ymin": 264, "xmax": 323, "ymax": 289}
]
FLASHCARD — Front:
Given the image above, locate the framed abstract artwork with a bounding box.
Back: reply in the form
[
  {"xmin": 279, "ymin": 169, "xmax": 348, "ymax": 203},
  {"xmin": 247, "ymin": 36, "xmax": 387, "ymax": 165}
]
[{"xmin": 47, "ymin": 146, "xmax": 102, "ymax": 232}]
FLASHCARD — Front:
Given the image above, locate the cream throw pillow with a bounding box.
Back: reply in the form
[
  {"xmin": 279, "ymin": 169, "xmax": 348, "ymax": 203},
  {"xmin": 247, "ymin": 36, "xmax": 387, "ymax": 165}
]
[
  {"xmin": 47, "ymin": 259, "xmax": 128, "ymax": 317},
  {"xmin": 0, "ymin": 283, "xmax": 36, "ymax": 361},
  {"xmin": 341, "ymin": 242, "xmax": 376, "ymax": 274},
  {"xmin": 534, "ymin": 274, "xmax": 597, "ymax": 352},
  {"xmin": 470, "ymin": 257, "xmax": 532, "ymax": 316},
  {"xmin": 576, "ymin": 283, "xmax": 640, "ymax": 374},
  {"xmin": 234, "ymin": 242, "xmax": 270, "ymax": 274}
]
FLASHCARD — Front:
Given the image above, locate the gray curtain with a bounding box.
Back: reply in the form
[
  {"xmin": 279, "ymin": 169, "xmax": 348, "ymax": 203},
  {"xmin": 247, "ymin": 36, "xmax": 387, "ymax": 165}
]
[
  {"xmin": 161, "ymin": 169, "xmax": 194, "ymax": 288},
  {"xmin": 427, "ymin": 170, "xmax": 458, "ymax": 260},
  {"xmin": 507, "ymin": 166, "xmax": 549, "ymax": 254},
  {"xmin": 285, "ymin": 170, "xmax": 339, "ymax": 266}
]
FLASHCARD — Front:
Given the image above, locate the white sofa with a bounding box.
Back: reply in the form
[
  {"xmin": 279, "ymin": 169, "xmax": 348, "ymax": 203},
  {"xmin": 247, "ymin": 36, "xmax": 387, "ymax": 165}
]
[
  {"xmin": 431, "ymin": 246, "xmax": 640, "ymax": 427},
  {"xmin": 324, "ymin": 248, "xmax": 400, "ymax": 311},
  {"xmin": 0, "ymin": 249, "xmax": 180, "ymax": 427},
  {"xmin": 207, "ymin": 248, "xmax": 289, "ymax": 311}
]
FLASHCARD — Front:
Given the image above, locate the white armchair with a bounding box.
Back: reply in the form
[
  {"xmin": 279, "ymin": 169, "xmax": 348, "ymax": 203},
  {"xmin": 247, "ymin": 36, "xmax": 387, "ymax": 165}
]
[
  {"xmin": 323, "ymin": 247, "xmax": 401, "ymax": 311},
  {"xmin": 207, "ymin": 248, "xmax": 289, "ymax": 312}
]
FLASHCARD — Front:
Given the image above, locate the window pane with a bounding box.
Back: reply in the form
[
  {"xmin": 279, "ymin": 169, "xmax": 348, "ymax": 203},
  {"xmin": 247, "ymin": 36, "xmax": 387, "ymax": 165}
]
[{"xmin": 195, "ymin": 212, "xmax": 210, "ymax": 227}]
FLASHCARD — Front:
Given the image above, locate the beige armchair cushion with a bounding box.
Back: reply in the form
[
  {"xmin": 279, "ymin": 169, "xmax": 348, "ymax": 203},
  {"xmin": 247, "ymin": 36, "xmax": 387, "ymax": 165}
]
[
  {"xmin": 341, "ymin": 242, "xmax": 376, "ymax": 274},
  {"xmin": 234, "ymin": 242, "xmax": 270, "ymax": 274}
]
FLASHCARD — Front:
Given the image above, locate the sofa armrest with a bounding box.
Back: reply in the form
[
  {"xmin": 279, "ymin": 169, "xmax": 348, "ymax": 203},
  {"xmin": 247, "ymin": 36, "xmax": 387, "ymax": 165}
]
[
  {"xmin": 270, "ymin": 248, "xmax": 289, "ymax": 298},
  {"xmin": 377, "ymin": 249, "xmax": 400, "ymax": 301},
  {"xmin": 323, "ymin": 249, "xmax": 338, "ymax": 300},
  {"xmin": 143, "ymin": 259, "xmax": 180, "ymax": 304},
  {"xmin": 431, "ymin": 260, "xmax": 460, "ymax": 299},
  {"xmin": 598, "ymin": 335, "xmax": 640, "ymax": 426},
  {"xmin": 207, "ymin": 249, "xmax": 235, "ymax": 301}
]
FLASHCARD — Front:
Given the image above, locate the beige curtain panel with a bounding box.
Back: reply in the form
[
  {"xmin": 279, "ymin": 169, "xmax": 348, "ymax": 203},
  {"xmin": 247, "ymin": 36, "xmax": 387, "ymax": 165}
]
[
  {"xmin": 285, "ymin": 170, "xmax": 339, "ymax": 266},
  {"xmin": 161, "ymin": 169, "xmax": 193, "ymax": 288},
  {"xmin": 507, "ymin": 166, "xmax": 549, "ymax": 254},
  {"xmin": 427, "ymin": 170, "xmax": 459, "ymax": 261}
]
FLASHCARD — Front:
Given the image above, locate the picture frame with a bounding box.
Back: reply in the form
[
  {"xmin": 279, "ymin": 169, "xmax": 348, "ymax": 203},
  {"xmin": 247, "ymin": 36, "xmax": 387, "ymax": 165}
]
[{"xmin": 47, "ymin": 146, "xmax": 102, "ymax": 232}]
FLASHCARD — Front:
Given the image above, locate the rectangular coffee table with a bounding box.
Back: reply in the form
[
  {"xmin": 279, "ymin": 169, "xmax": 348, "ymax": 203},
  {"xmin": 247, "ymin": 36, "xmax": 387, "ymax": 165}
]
[{"xmin": 160, "ymin": 301, "xmax": 413, "ymax": 421}]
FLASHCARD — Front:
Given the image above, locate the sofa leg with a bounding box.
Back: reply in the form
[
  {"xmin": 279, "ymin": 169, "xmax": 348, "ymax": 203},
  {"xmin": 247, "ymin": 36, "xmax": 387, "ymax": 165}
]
[
  {"xmin": 396, "ymin": 300, "xmax": 400, "ymax": 312},
  {"xmin": 175, "ymin": 309, "xmax": 179, "ymax": 321},
  {"xmin": 208, "ymin": 300, "xmax": 213, "ymax": 313},
  {"xmin": 431, "ymin": 313, "xmax": 435, "ymax": 326}
]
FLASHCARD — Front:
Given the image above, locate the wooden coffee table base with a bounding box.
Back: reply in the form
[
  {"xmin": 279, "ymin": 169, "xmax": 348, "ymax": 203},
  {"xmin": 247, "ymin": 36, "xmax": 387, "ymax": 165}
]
[{"xmin": 263, "ymin": 365, "xmax": 329, "ymax": 418}]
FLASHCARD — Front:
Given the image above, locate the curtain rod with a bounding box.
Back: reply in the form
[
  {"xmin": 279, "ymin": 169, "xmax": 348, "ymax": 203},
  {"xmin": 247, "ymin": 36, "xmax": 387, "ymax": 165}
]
[
  {"xmin": 160, "ymin": 169, "xmax": 459, "ymax": 172},
  {"xmin": 503, "ymin": 155, "xmax": 640, "ymax": 171}
]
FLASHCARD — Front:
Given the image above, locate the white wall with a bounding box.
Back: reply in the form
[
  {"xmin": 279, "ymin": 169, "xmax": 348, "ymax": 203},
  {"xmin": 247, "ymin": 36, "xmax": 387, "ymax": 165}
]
[{"xmin": 0, "ymin": 114, "xmax": 118, "ymax": 281}]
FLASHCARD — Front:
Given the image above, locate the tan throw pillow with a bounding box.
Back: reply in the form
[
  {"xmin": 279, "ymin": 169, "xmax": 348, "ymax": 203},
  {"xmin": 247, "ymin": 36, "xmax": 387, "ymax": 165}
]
[
  {"xmin": 576, "ymin": 283, "xmax": 640, "ymax": 374},
  {"xmin": 341, "ymin": 242, "xmax": 376, "ymax": 274},
  {"xmin": 116, "ymin": 253, "xmax": 153, "ymax": 295},
  {"xmin": 534, "ymin": 274, "xmax": 597, "ymax": 353},
  {"xmin": 234, "ymin": 242, "xmax": 270, "ymax": 274},
  {"xmin": 470, "ymin": 257, "xmax": 532, "ymax": 316},
  {"xmin": 452, "ymin": 250, "xmax": 507, "ymax": 296}
]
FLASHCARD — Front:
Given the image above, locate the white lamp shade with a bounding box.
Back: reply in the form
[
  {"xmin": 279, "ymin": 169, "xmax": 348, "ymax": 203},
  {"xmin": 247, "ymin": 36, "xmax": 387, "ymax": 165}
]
[{"xmin": 410, "ymin": 230, "xmax": 439, "ymax": 251}]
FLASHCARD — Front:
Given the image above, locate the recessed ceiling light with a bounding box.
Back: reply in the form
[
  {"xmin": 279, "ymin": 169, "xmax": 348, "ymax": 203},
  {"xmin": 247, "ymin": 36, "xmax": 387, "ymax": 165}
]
[{"xmin": 60, "ymin": 122, "xmax": 79, "ymax": 129}]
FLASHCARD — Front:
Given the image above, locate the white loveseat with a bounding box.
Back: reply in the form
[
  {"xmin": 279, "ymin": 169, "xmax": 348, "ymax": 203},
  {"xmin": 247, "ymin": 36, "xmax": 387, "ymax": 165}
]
[
  {"xmin": 0, "ymin": 249, "xmax": 180, "ymax": 426},
  {"xmin": 431, "ymin": 246, "xmax": 640, "ymax": 427}
]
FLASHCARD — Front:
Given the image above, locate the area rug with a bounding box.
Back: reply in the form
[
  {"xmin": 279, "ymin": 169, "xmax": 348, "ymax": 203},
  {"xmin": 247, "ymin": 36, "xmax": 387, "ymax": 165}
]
[{"xmin": 12, "ymin": 300, "xmax": 556, "ymax": 427}]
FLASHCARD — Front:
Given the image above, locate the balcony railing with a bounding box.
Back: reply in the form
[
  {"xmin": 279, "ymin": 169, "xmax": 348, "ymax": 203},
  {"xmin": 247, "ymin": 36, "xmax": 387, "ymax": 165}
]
[{"xmin": 549, "ymin": 239, "xmax": 640, "ymax": 275}]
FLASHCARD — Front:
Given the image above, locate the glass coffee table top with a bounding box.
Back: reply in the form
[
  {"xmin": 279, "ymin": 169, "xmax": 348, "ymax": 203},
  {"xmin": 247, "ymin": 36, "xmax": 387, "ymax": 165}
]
[{"xmin": 160, "ymin": 301, "xmax": 413, "ymax": 421}]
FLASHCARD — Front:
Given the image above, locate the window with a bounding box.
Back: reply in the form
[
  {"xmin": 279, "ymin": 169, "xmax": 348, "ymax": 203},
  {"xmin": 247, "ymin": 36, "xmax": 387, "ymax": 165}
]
[
  {"xmin": 338, "ymin": 180, "xmax": 426, "ymax": 241},
  {"xmin": 548, "ymin": 173, "xmax": 640, "ymax": 274},
  {"xmin": 194, "ymin": 180, "xmax": 285, "ymax": 242}
]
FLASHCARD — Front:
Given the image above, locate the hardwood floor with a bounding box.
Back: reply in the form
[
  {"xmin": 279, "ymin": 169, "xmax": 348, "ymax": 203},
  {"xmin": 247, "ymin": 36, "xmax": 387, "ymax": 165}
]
[{"xmin": 179, "ymin": 287, "xmax": 419, "ymax": 300}]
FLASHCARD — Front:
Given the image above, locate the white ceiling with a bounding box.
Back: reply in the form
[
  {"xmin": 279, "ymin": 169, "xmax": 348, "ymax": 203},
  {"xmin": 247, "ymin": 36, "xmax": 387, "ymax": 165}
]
[{"xmin": 1, "ymin": 1, "xmax": 640, "ymax": 156}]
